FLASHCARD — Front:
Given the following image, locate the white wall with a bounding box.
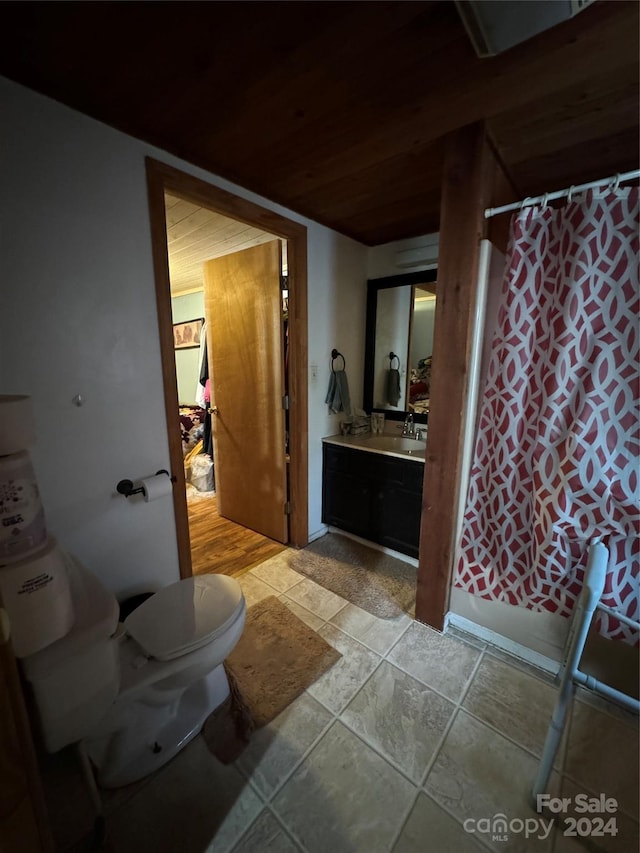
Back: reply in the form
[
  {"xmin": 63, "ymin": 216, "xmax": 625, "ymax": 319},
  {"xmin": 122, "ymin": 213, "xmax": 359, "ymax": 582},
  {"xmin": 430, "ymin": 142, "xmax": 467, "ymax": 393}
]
[
  {"xmin": 0, "ymin": 77, "xmax": 367, "ymax": 597},
  {"xmin": 306, "ymin": 229, "xmax": 368, "ymax": 540}
]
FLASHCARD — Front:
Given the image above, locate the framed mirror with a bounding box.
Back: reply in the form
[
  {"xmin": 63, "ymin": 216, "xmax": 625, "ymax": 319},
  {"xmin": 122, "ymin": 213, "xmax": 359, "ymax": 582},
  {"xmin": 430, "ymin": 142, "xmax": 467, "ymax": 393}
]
[{"xmin": 363, "ymin": 269, "xmax": 438, "ymax": 424}]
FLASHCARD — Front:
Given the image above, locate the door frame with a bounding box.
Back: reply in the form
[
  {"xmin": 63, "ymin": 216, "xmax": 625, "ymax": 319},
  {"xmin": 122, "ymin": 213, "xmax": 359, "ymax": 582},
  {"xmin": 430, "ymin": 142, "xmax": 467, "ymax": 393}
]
[
  {"xmin": 145, "ymin": 158, "xmax": 309, "ymax": 578},
  {"xmin": 1, "ymin": 591, "xmax": 54, "ymax": 851}
]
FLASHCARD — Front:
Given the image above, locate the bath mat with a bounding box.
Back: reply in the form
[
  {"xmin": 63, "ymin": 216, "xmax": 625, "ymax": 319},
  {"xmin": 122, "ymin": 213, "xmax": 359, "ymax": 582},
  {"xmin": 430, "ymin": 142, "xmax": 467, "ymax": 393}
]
[
  {"xmin": 202, "ymin": 595, "xmax": 341, "ymax": 763},
  {"xmin": 289, "ymin": 533, "xmax": 416, "ymax": 618}
]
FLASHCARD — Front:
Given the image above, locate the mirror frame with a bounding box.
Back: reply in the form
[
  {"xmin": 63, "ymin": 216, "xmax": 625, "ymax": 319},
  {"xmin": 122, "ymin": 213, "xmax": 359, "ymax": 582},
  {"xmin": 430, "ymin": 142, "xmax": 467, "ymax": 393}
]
[{"xmin": 363, "ymin": 268, "xmax": 438, "ymax": 424}]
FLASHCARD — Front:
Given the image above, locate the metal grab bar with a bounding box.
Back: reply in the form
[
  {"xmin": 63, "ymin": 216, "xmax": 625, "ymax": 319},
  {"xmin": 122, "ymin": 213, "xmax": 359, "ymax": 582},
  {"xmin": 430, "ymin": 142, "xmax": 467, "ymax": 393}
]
[{"xmin": 532, "ymin": 540, "xmax": 640, "ymax": 807}]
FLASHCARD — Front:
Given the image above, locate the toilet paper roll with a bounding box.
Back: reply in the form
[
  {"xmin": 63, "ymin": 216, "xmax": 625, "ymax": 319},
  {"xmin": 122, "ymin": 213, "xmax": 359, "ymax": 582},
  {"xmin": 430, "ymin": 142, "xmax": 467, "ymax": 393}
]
[
  {"xmin": 0, "ymin": 450, "xmax": 47, "ymax": 563},
  {"xmin": 0, "ymin": 395, "xmax": 36, "ymax": 456},
  {"xmin": 141, "ymin": 473, "xmax": 173, "ymax": 503}
]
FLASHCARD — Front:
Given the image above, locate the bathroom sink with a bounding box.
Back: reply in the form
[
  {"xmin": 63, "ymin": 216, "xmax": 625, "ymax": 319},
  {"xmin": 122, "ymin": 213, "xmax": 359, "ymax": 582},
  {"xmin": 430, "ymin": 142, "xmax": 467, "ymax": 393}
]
[{"xmin": 360, "ymin": 435, "xmax": 427, "ymax": 456}]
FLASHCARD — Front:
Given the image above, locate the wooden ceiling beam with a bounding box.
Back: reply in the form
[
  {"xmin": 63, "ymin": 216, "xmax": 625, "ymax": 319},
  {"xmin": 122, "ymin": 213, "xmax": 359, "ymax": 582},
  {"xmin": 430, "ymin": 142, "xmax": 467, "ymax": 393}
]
[
  {"xmin": 507, "ymin": 126, "xmax": 640, "ymax": 197},
  {"xmin": 416, "ymin": 121, "xmax": 494, "ymax": 629},
  {"xmin": 490, "ymin": 64, "xmax": 639, "ymax": 166}
]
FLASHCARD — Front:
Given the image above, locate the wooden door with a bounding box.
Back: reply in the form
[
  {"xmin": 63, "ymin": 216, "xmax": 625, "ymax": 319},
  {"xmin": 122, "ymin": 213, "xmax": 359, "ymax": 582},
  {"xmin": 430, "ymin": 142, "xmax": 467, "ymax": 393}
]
[
  {"xmin": 0, "ymin": 605, "xmax": 53, "ymax": 852},
  {"xmin": 204, "ymin": 241, "xmax": 288, "ymax": 543}
]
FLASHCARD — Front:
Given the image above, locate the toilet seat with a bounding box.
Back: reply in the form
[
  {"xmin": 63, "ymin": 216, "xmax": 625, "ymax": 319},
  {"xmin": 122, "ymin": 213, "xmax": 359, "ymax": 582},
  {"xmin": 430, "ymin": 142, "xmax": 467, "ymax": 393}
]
[
  {"xmin": 20, "ymin": 559, "xmax": 246, "ymax": 769},
  {"xmin": 123, "ymin": 574, "xmax": 244, "ymax": 661}
]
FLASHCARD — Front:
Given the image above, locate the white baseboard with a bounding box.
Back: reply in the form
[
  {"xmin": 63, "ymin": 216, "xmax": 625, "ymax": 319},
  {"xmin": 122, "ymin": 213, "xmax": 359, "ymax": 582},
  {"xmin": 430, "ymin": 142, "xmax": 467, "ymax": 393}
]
[
  {"xmin": 326, "ymin": 526, "xmax": 418, "ymax": 568},
  {"xmin": 307, "ymin": 525, "xmax": 329, "ymax": 544},
  {"xmin": 449, "ymin": 587, "xmax": 569, "ymax": 661},
  {"xmin": 445, "ymin": 611, "xmax": 560, "ymax": 676}
]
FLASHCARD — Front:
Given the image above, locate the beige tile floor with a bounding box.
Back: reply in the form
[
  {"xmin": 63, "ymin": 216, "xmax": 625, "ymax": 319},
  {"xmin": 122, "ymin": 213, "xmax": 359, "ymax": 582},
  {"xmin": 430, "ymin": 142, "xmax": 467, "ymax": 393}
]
[{"xmin": 41, "ymin": 548, "xmax": 639, "ymax": 853}]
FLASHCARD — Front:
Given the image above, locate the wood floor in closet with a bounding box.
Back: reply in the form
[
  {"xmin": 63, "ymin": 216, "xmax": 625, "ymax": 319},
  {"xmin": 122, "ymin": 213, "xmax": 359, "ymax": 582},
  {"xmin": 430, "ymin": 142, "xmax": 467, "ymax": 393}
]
[{"xmin": 187, "ymin": 488, "xmax": 286, "ymax": 577}]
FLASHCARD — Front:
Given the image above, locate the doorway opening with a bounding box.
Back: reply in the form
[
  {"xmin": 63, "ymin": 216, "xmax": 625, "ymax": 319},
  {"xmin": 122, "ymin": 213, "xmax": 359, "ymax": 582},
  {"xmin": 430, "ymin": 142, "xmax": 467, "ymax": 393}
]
[
  {"xmin": 146, "ymin": 159, "xmax": 309, "ymax": 579},
  {"xmin": 167, "ymin": 193, "xmax": 288, "ymax": 574}
]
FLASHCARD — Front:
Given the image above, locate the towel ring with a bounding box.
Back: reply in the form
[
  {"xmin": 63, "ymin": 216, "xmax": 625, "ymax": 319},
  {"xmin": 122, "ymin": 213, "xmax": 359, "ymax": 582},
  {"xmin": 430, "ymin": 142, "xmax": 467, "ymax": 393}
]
[
  {"xmin": 389, "ymin": 352, "xmax": 400, "ymax": 368},
  {"xmin": 331, "ymin": 348, "xmax": 345, "ymax": 372}
]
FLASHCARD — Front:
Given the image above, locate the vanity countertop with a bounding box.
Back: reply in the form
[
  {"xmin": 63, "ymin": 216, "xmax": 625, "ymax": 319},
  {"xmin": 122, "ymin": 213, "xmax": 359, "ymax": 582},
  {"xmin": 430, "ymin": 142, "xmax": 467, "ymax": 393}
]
[{"xmin": 322, "ymin": 432, "xmax": 426, "ymax": 463}]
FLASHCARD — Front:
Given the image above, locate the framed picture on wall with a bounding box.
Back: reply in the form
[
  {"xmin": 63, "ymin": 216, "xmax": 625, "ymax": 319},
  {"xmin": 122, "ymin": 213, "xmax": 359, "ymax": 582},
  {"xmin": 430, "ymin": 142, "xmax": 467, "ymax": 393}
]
[{"xmin": 173, "ymin": 318, "xmax": 204, "ymax": 350}]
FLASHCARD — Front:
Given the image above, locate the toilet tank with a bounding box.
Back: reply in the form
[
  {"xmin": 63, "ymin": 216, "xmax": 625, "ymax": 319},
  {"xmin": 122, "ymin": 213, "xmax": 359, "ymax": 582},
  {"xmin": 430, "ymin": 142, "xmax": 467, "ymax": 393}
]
[
  {"xmin": 20, "ymin": 553, "xmax": 121, "ymax": 753},
  {"xmin": 0, "ymin": 538, "xmax": 74, "ymax": 658}
]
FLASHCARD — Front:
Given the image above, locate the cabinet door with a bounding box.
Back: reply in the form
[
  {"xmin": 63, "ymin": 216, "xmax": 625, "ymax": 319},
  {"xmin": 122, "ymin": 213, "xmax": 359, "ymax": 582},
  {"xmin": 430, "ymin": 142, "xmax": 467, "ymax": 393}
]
[
  {"xmin": 322, "ymin": 469, "xmax": 372, "ymax": 538},
  {"xmin": 375, "ymin": 485, "xmax": 422, "ymax": 558}
]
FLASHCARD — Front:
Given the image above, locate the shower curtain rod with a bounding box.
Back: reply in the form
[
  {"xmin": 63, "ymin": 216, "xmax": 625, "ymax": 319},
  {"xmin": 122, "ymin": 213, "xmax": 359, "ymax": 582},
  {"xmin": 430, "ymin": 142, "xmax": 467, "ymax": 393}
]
[{"xmin": 484, "ymin": 168, "xmax": 640, "ymax": 219}]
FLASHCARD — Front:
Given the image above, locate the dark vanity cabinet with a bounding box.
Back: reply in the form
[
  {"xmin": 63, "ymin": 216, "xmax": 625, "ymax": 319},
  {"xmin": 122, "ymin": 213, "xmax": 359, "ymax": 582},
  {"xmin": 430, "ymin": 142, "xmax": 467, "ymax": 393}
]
[{"xmin": 322, "ymin": 443, "xmax": 423, "ymax": 558}]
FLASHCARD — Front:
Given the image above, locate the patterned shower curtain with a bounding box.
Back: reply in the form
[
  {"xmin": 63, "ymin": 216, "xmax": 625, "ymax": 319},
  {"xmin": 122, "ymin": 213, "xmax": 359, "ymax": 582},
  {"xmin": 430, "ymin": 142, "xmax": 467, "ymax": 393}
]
[{"xmin": 455, "ymin": 188, "xmax": 639, "ymax": 645}]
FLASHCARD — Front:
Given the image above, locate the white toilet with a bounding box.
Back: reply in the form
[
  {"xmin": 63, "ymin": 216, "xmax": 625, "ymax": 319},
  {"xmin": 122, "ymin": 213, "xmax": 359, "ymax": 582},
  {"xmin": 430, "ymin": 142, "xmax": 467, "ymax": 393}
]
[{"xmin": 19, "ymin": 551, "xmax": 246, "ymax": 788}]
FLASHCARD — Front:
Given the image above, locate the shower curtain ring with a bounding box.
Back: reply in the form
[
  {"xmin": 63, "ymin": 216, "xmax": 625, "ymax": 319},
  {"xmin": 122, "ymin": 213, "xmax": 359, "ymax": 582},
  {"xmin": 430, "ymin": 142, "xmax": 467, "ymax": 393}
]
[
  {"xmin": 541, "ymin": 193, "xmax": 550, "ymax": 210},
  {"xmin": 567, "ymin": 185, "xmax": 575, "ymax": 203},
  {"xmin": 520, "ymin": 197, "xmax": 532, "ymax": 211},
  {"xmin": 610, "ymin": 173, "xmax": 621, "ymax": 192}
]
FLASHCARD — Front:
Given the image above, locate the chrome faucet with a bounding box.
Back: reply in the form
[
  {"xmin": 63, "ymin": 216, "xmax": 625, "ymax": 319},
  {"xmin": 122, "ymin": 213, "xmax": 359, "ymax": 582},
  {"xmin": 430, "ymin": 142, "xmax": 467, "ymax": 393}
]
[{"xmin": 402, "ymin": 413, "xmax": 414, "ymax": 437}]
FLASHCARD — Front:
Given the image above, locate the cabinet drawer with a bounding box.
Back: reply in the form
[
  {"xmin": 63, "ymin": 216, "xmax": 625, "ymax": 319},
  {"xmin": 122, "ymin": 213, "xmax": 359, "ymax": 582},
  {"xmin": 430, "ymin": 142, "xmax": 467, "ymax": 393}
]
[
  {"xmin": 375, "ymin": 456, "xmax": 424, "ymax": 493},
  {"xmin": 324, "ymin": 443, "xmax": 424, "ymax": 490},
  {"xmin": 323, "ymin": 443, "xmax": 371, "ymax": 477}
]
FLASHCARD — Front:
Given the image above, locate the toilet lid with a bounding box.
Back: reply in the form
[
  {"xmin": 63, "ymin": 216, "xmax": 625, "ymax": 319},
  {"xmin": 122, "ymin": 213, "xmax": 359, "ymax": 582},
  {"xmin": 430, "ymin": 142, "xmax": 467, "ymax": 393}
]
[{"xmin": 124, "ymin": 575, "xmax": 244, "ymax": 661}]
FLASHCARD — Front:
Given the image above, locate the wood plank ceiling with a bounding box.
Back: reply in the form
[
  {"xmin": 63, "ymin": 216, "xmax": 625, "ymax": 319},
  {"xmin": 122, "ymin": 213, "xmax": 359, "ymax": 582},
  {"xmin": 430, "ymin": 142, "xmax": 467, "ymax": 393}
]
[
  {"xmin": 0, "ymin": 1, "xmax": 637, "ymax": 245},
  {"xmin": 165, "ymin": 193, "xmax": 278, "ymax": 295}
]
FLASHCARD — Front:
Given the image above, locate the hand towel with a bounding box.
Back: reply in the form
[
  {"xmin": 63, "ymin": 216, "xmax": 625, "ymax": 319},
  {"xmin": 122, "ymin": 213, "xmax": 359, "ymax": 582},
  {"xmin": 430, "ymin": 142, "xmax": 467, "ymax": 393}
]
[
  {"xmin": 387, "ymin": 368, "xmax": 401, "ymax": 406},
  {"xmin": 325, "ymin": 370, "xmax": 351, "ymax": 415}
]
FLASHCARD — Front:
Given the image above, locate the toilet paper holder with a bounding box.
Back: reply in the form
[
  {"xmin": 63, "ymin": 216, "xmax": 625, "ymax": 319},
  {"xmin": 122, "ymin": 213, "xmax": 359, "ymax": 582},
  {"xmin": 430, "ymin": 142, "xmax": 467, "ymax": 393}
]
[{"xmin": 116, "ymin": 469, "xmax": 175, "ymax": 499}]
